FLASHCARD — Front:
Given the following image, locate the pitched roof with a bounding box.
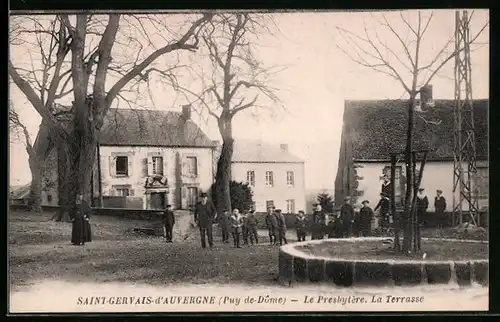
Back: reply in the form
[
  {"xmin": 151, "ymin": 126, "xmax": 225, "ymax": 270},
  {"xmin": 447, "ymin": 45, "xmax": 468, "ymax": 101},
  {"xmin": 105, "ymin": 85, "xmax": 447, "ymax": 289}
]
[
  {"xmin": 10, "ymin": 184, "xmax": 30, "ymax": 200},
  {"xmin": 343, "ymin": 99, "xmax": 488, "ymax": 161},
  {"xmin": 99, "ymin": 108, "xmax": 215, "ymax": 148},
  {"xmin": 232, "ymin": 140, "xmax": 304, "ymax": 163}
]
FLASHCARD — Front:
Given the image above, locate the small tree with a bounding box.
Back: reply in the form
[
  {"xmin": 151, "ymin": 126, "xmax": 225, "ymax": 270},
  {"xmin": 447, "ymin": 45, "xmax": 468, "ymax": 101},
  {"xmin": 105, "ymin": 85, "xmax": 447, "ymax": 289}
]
[
  {"xmin": 317, "ymin": 192, "xmax": 335, "ymax": 213},
  {"xmin": 211, "ymin": 181, "xmax": 254, "ymax": 213}
]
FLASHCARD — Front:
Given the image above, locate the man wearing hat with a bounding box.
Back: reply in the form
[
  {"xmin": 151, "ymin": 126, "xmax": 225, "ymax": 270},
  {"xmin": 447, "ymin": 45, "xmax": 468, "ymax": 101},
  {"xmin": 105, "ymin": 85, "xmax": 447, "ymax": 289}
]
[
  {"xmin": 275, "ymin": 209, "xmax": 288, "ymax": 245},
  {"xmin": 358, "ymin": 200, "xmax": 374, "ymax": 237},
  {"xmin": 434, "ymin": 189, "xmax": 447, "ymax": 230},
  {"xmin": 339, "ymin": 196, "xmax": 355, "ymax": 238},
  {"xmin": 163, "ymin": 204, "xmax": 175, "ymax": 243},
  {"xmin": 265, "ymin": 206, "xmax": 278, "ymax": 245},
  {"xmin": 194, "ymin": 193, "xmax": 217, "ymax": 249},
  {"xmin": 219, "ymin": 209, "xmax": 230, "ymax": 244}
]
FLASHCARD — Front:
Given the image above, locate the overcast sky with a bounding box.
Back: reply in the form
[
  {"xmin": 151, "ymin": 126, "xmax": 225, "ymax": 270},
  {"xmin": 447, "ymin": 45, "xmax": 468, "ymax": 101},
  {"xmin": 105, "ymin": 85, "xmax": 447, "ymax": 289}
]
[{"xmin": 9, "ymin": 9, "xmax": 489, "ymax": 190}]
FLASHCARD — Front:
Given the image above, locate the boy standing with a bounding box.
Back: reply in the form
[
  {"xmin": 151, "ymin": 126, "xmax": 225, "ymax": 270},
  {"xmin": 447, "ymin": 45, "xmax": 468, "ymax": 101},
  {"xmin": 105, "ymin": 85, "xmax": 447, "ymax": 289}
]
[
  {"xmin": 295, "ymin": 210, "xmax": 307, "ymax": 242},
  {"xmin": 339, "ymin": 196, "xmax": 355, "ymax": 238},
  {"xmin": 434, "ymin": 189, "xmax": 447, "ymax": 230},
  {"xmin": 230, "ymin": 208, "xmax": 244, "ymax": 248},
  {"xmin": 359, "ymin": 200, "xmax": 374, "ymax": 237}
]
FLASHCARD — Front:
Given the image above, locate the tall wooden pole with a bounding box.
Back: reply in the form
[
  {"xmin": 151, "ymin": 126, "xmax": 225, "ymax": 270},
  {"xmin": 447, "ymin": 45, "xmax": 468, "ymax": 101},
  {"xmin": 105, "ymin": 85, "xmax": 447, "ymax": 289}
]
[
  {"xmin": 390, "ymin": 153, "xmax": 399, "ymax": 250},
  {"xmin": 97, "ymin": 141, "xmax": 104, "ymax": 207}
]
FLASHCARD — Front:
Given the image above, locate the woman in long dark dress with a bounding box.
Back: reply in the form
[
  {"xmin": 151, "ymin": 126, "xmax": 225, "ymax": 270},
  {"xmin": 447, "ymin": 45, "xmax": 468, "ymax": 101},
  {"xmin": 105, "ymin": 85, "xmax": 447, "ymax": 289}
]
[{"xmin": 71, "ymin": 194, "xmax": 92, "ymax": 245}]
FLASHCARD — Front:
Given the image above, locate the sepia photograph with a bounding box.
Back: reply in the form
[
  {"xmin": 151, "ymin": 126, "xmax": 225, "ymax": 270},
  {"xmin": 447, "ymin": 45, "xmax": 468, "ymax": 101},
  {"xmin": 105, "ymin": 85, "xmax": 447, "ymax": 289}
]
[{"xmin": 8, "ymin": 8, "xmax": 489, "ymax": 313}]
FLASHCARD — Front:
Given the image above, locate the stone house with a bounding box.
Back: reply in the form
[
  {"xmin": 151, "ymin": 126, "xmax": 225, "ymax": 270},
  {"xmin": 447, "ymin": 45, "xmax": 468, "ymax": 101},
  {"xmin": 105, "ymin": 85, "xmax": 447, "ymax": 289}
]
[
  {"xmin": 231, "ymin": 140, "xmax": 306, "ymax": 213},
  {"xmin": 334, "ymin": 98, "xmax": 489, "ymax": 215},
  {"xmin": 93, "ymin": 105, "xmax": 217, "ymax": 210}
]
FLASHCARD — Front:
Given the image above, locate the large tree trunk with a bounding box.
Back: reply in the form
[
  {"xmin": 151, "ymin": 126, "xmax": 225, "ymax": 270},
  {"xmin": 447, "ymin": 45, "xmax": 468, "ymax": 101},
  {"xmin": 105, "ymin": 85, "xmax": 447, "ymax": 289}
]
[
  {"xmin": 402, "ymin": 96, "xmax": 416, "ymax": 252},
  {"xmin": 27, "ymin": 154, "xmax": 43, "ymax": 213},
  {"xmin": 214, "ymin": 116, "xmax": 234, "ymax": 215},
  {"xmin": 53, "ymin": 136, "xmax": 72, "ymax": 222}
]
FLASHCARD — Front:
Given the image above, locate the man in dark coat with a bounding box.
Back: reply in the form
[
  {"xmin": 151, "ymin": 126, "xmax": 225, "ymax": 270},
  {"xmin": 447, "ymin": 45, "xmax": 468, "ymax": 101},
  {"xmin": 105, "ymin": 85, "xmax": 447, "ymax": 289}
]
[
  {"xmin": 374, "ymin": 193, "xmax": 391, "ymax": 231},
  {"xmin": 194, "ymin": 193, "xmax": 216, "ymax": 249},
  {"xmin": 339, "ymin": 196, "xmax": 354, "ymax": 238},
  {"xmin": 311, "ymin": 204, "xmax": 326, "ymax": 240},
  {"xmin": 219, "ymin": 209, "xmax": 230, "ymax": 243},
  {"xmin": 265, "ymin": 206, "xmax": 278, "ymax": 245},
  {"xmin": 359, "ymin": 200, "xmax": 374, "ymax": 237},
  {"xmin": 434, "ymin": 189, "xmax": 447, "ymax": 229},
  {"xmin": 163, "ymin": 204, "xmax": 175, "ymax": 243},
  {"xmin": 246, "ymin": 210, "xmax": 259, "ymax": 245},
  {"xmin": 71, "ymin": 194, "xmax": 92, "ymax": 245},
  {"xmin": 381, "ymin": 175, "xmax": 392, "ymax": 197},
  {"xmin": 275, "ymin": 209, "xmax": 288, "ymax": 245}
]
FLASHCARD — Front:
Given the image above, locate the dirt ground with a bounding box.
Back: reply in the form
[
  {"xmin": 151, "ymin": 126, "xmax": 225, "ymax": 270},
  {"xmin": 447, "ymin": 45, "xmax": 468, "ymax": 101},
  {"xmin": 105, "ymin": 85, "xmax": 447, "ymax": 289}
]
[{"xmin": 8, "ymin": 211, "xmax": 488, "ymax": 290}]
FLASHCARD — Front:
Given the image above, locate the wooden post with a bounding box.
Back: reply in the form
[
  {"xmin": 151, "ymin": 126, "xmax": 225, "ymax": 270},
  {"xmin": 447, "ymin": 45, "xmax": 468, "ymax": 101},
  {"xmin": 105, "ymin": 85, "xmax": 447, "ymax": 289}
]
[
  {"xmin": 414, "ymin": 151, "xmax": 428, "ymax": 251},
  {"xmin": 97, "ymin": 141, "xmax": 104, "ymax": 208},
  {"xmin": 390, "ymin": 153, "xmax": 399, "ymax": 250}
]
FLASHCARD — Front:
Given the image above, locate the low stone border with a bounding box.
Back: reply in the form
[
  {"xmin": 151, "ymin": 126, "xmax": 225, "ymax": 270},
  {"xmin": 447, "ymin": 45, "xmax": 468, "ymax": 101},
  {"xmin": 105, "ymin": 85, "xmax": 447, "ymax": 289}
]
[{"xmin": 278, "ymin": 237, "xmax": 488, "ymax": 287}]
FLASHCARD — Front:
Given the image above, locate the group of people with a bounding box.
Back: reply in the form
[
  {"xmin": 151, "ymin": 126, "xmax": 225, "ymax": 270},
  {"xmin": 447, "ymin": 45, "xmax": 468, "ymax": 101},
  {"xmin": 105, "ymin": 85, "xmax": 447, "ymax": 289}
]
[
  {"xmin": 191, "ymin": 193, "xmax": 262, "ymax": 249},
  {"xmin": 163, "ymin": 181, "xmax": 449, "ymax": 248}
]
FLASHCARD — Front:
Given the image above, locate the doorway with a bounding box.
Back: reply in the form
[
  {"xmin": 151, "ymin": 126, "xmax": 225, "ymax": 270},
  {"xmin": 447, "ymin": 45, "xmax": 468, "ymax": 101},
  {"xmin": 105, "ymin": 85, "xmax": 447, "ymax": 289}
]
[
  {"xmin": 186, "ymin": 187, "xmax": 199, "ymax": 210},
  {"xmin": 150, "ymin": 192, "xmax": 166, "ymax": 210}
]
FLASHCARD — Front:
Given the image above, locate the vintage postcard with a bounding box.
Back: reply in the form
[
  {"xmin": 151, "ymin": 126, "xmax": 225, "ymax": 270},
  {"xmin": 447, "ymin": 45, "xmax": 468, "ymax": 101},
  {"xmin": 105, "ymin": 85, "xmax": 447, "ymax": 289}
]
[{"xmin": 8, "ymin": 9, "xmax": 489, "ymax": 313}]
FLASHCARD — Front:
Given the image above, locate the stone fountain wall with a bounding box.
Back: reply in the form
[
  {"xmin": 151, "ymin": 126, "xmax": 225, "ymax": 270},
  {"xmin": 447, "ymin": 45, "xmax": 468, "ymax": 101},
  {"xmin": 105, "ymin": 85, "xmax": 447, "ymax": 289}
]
[{"xmin": 278, "ymin": 238, "xmax": 488, "ymax": 287}]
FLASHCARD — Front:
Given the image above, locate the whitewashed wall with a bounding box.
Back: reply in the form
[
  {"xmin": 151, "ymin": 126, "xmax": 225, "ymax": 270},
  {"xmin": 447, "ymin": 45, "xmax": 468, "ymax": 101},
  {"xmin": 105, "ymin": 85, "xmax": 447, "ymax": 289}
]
[
  {"xmin": 231, "ymin": 162, "xmax": 306, "ymax": 213},
  {"xmin": 355, "ymin": 161, "xmax": 488, "ymax": 211},
  {"xmin": 98, "ymin": 146, "xmax": 214, "ymax": 209}
]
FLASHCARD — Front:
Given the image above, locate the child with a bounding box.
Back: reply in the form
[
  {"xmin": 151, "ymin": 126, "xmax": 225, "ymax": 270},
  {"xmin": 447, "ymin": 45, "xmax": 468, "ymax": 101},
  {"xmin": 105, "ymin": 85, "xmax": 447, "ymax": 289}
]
[
  {"xmin": 163, "ymin": 204, "xmax": 175, "ymax": 243},
  {"xmin": 246, "ymin": 210, "xmax": 259, "ymax": 245},
  {"xmin": 295, "ymin": 211, "xmax": 307, "ymax": 242},
  {"xmin": 230, "ymin": 208, "xmax": 244, "ymax": 248},
  {"xmin": 359, "ymin": 200, "xmax": 374, "ymax": 237}
]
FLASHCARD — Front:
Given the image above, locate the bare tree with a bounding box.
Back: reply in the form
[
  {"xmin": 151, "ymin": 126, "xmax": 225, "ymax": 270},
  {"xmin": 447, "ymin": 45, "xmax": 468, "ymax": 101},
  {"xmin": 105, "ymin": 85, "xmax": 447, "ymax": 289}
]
[
  {"xmin": 169, "ymin": 13, "xmax": 284, "ymax": 213},
  {"xmin": 9, "ymin": 13, "xmax": 213, "ymax": 224},
  {"xmin": 336, "ymin": 10, "xmax": 488, "ymax": 252},
  {"xmin": 9, "ymin": 102, "xmax": 43, "ymax": 212}
]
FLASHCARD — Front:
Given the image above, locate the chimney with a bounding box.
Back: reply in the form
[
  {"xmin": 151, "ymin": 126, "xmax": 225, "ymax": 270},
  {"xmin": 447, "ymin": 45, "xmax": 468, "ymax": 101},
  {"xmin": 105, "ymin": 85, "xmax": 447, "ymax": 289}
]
[
  {"xmin": 280, "ymin": 144, "xmax": 288, "ymax": 152},
  {"xmin": 179, "ymin": 105, "xmax": 191, "ymax": 144},
  {"xmin": 420, "ymin": 84, "xmax": 434, "ymax": 107},
  {"xmin": 182, "ymin": 104, "xmax": 192, "ymax": 120}
]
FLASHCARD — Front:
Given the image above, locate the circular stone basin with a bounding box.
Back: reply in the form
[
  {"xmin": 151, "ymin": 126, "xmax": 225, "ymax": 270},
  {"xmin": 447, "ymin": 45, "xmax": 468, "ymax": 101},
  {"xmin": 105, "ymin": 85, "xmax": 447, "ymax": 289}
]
[{"xmin": 278, "ymin": 237, "xmax": 488, "ymax": 287}]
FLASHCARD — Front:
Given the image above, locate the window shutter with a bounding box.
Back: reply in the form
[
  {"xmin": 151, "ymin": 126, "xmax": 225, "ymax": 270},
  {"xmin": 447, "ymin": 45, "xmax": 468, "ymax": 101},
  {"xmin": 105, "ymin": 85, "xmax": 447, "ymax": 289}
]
[
  {"xmin": 110, "ymin": 189, "xmax": 116, "ymax": 196},
  {"xmin": 130, "ymin": 189, "xmax": 135, "ymax": 196},
  {"xmin": 194, "ymin": 158, "xmax": 198, "ymax": 176},
  {"xmin": 127, "ymin": 157, "xmax": 133, "ymax": 177},
  {"xmin": 142, "ymin": 158, "xmax": 148, "ymax": 177},
  {"xmin": 109, "ymin": 156, "xmax": 116, "ymax": 177},
  {"xmin": 147, "ymin": 157, "xmax": 153, "ymax": 176},
  {"xmin": 182, "ymin": 159, "xmax": 188, "ymax": 177},
  {"xmin": 163, "ymin": 158, "xmax": 167, "ymax": 177}
]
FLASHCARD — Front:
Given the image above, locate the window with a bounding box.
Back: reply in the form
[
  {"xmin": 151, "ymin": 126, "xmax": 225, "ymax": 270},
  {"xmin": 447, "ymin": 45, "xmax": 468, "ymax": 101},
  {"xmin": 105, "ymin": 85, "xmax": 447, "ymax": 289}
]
[
  {"xmin": 286, "ymin": 171, "xmax": 295, "ymax": 186},
  {"xmin": 265, "ymin": 171, "xmax": 274, "ymax": 187},
  {"xmin": 152, "ymin": 156, "xmax": 164, "ymax": 175},
  {"xmin": 116, "ymin": 156, "xmax": 129, "ymax": 176},
  {"xmin": 247, "ymin": 171, "xmax": 255, "ymax": 186},
  {"xmin": 266, "ymin": 200, "xmax": 274, "ymax": 209},
  {"xmin": 475, "ymin": 167, "xmax": 488, "ymax": 199},
  {"xmin": 186, "ymin": 157, "xmax": 198, "ymax": 176},
  {"xmin": 286, "ymin": 199, "xmax": 295, "ymax": 213},
  {"xmin": 116, "ymin": 188, "xmax": 130, "ymax": 196}
]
